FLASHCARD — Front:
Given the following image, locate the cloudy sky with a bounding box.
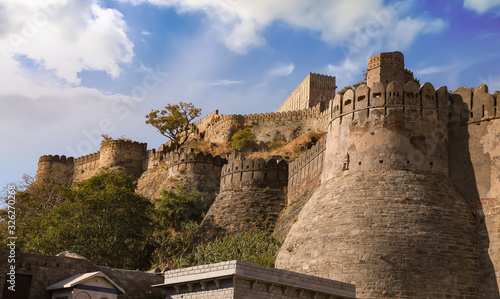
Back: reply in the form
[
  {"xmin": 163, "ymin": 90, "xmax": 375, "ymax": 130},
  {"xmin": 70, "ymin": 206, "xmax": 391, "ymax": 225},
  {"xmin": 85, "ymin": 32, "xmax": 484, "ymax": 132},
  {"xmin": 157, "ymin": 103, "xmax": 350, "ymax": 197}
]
[{"xmin": 1, "ymin": 0, "xmax": 500, "ymax": 188}]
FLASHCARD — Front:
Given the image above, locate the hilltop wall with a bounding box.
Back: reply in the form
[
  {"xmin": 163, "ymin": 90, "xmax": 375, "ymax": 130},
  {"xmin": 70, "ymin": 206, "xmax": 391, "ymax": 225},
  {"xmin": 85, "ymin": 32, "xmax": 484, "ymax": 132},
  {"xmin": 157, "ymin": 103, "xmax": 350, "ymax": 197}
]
[
  {"xmin": 203, "ymin": 102, "xmax": 329, "ymax": 143},
  {"xmin": 36, "ymin": 155, "xmax": 75, "ymax": 187},
  {"xmin": 447, "ymin": 85, "xmax": 500, "ymax": 296},
  {"xmin": 276, "ymin": 73, "xmax": 336, "ymax": 113},
  {"xmin": 193, "ymin": 152, "xmax": 288, "ymax": 245},
  {"xmin": 322, "ymin": 80, "xmax": 449, "ymax": 182},
  {"xmin": 287, "ymin": 138, "xmax": 326, "ymax": 205},
  {"xmin": 137, "ymin": 148, "xmax": 226, "ymax": 200}
]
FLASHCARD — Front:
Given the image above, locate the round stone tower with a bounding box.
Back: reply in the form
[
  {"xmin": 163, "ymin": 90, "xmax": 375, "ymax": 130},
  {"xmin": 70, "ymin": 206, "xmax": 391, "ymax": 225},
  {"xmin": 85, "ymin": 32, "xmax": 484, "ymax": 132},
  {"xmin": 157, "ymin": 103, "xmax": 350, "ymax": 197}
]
[
  {"xmin": 192, "ymin": 151, "xmax": 288, "ymax": 245},
  {"xmin": 275, "ymin": 80, "xmax": 479, "ymax": 297},
  {"xmin": 35, "ymin": 155, "xmax": 74, "ymax": 186},
  {"xmin": 99, "ymin": 140, "xmax": 147, "ymax": 177}
]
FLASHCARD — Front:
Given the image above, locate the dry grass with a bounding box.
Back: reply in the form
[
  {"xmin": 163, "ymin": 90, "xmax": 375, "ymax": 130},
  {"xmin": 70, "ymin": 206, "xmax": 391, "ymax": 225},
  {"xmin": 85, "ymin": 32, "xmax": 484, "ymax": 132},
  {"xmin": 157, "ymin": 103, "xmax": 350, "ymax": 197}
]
[{"xmin": 247, "ymin": 131, "xmax": 326, "ymax": 161}]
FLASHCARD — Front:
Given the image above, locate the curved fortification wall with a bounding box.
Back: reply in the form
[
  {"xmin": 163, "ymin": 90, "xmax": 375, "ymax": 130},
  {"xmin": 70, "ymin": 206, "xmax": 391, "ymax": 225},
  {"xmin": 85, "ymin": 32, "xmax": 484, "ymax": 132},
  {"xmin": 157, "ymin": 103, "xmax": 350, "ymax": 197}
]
[
  {"xmin": 203, "ymin": 103, "xmax": 329, "ymax": 143},
  {"xmin": 36, "ymin": 155, "xmax": 74, "ymax": 186},
  {"xmin": 99, "ymin": 140, "xmax": 147, "ymax": 177},
  {"xmin": 276, "ymin": 81, "xmax": 480, "ymax": 298},
  {"xmin": 193, "ymin": 152, "xmax": 288, "ymax": 245},
  {"xmin": 448, "ymin": 85, "xmax": 500, "ymax": 297},
  {"xmin": 137, "ymin": 148, "xmax": 226, "ymax": 200},
  {"xmin": 276, "ymin": 170, "xmax": 478, "ymax": 298},
  {"xmin": 322, "ymin": 81, "xmax": 448, "ymax": 182}
]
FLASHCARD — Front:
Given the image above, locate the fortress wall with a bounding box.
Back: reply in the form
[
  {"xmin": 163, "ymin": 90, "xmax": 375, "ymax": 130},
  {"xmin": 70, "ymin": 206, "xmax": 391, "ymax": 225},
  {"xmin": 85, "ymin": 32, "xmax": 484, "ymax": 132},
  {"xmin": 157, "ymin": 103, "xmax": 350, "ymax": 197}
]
[
  {"xmin": 193, "ymin": 110, "xmax": 219, "ymax": 131},
  {"xmin": 448, "ymin": 85, "xmax": 500, "ymax": 296},
  {"xmin": 219, "ymin": 155, "xmax": 288, "ymax": 191},
  {"xmin": 203, "ymin": 102, "xmax": 330, "ymax": 143},
  {"xmin": 99, "ymin": 140, "xmax": 147, "ymax": 177},
  {"xmin": 36, "ymin": 155, "xmax": 75, "ymax": 186},
  {"xmin": 73, "ymin": 152, "xmax": 100, "ymax": 182},
  {"xmin": 276, "ymin": 73, "xmax": 335, "ymax": 113},
  {"xmin": 192, "ymin": 153, "xmax": 287, "ymax": 245},
  {"xmin": 322, "ymin": 81, "xmax": 448, "ymax": 183},
  {"xmin": 287, "ymin": 138, "xmax": 326, "ymax": 205},
  {"xmin": 276, "ymin": 170, "xmax": 479, "ymax": 298},
  {"xmin": 136, "ymin": 149, "xmax": 226, "ymax": 200}
]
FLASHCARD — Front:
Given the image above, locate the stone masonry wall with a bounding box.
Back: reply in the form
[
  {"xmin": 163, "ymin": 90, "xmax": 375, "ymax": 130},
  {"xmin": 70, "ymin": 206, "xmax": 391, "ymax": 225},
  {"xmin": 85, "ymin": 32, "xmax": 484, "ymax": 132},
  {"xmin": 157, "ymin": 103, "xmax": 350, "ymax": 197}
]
[
  {"xmin": 137, "ymin": 149, "xmax": 225, "ymax": 200},
  {"xmin": 287, "ymin": 138, "xmax": 326, "ymax": 205},
  {"xmin": 276, "ymin": 73, "xmax": 336, "ymax": 113},
  {"xmin": 73, "ymin": 151, "xmax": 100, "ymax": 182},
  {"xmin": 448, "ymin": 84, "xmax": 500, "ymax": 297},
  {"xmin": 203, "ymin": 102, "xmax": 329, "ymax": 143},
  {"xmin": 322, "ymin": 81, "xmax": 449, "ymax": 183},
  {"xmin": 192, "ymin": 153, "xmax": 288, "ymax": 245},
  {"xmin": 276, "ymin": 170, "xmax": 479, "ymax": 298},
  {"xmin": 0, "ymin": 251, "xmax": 165, "ymax": 299}
]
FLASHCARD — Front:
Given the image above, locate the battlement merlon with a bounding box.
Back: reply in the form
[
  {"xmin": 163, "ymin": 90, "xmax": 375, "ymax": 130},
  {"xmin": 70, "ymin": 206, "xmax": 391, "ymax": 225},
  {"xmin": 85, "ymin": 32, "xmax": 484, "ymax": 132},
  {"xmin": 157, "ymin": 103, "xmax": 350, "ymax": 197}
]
[
  {"xmin": 220, "ymin": 154, "xmax": 288, "ymax": 190},
  {"xmin": 38, "ymin": 155, "xmax": 74, "ymax": 164}
]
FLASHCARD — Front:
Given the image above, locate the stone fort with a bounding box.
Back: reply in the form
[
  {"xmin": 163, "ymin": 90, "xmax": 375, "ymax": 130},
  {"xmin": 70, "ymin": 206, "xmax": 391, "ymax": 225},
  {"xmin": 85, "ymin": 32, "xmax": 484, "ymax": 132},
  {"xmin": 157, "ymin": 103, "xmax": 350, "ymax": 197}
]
[{"xmin": 33, "ymin": 51, "xmax": 500, "ymax": 298}]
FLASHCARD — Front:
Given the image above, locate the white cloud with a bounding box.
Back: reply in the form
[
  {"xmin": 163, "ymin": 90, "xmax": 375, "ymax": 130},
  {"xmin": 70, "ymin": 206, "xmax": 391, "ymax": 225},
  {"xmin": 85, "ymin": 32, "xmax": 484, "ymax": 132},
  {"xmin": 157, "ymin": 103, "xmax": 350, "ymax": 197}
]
[
  {"xmin": 0, "ymin": 0, "xmax": 134, "ymax": 84},
  {"xmin": 325, "ymin": 58, "xmax": 365, "ymax": 89},
  {"xmin": 141, "ymin": 30, "xmax": 152, "ymax": 35},
  {"xmin": 389, "ymin": 17, "xmax": 446, "ymax": 50},
  {"xmin": 205, "ymin": 79, "xmax": 243, "ymax": 86},
  {"xmin": 268, "ymin": 63, "xmax": 295, "ymax": 77},
  {"xmin": 116, "ymin": 0, "xmax": 445, "ymax": 54},
  {"xmin": 464, "ymin": 0, "xmax": 500, "ymax": 13}
]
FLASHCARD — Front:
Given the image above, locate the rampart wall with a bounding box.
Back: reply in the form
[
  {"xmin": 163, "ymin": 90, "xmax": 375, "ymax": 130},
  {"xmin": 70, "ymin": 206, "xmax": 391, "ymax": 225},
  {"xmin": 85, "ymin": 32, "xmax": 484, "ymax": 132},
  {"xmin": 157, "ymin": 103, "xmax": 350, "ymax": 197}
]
[
  {"xmin": 287, "ymin": 138, "xmax": 326, "ymax": 205},
  {"xmin": 322, "ymin": 80, "xmax": 449, "ymax": 182},
  {"xmin": 203, "ymin": 102, "xmax": 330, "ymax": 143},
  {"xmin": 99, "ymin": 140, "xmax": 147, "ymax": 177},
  {"xmin": 73, "ymin": 151, "xmax": 100, "ymax": 182},
  {"xmin": 220, "ymin": 154, "xmax": 288, "ymax": 191},
  {"xmin": 193, "ymin": 152, "xmax": 288, "ymax": 245},
  {"xmin": 36, "ymin": 155, "xmax": 75, "ymax": 186},
  {"xmin": 193, "ymin": 110, "xmax": 219, "ymax": 131},
  {"xmin": 276, "ymin": 73, "xmax": 335, "ymax": 113},
  {"xmin": 447, "ymin": 84, "xmax": 500, "ymax": 296},
  {"xmin": 137, "ymin": 148, "xmax": 226, "ymax": 199}
]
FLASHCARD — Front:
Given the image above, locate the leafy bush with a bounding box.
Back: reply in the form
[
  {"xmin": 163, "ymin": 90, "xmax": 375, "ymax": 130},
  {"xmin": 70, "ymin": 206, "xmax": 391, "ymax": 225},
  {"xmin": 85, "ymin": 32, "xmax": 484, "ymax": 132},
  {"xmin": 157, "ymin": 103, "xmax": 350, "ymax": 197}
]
[
  {"xmin": 267, "ymin": 139, "xmax": 283, "ymax": 150},
  {"xmin": 183, "ymin": 230, "xmax": 282, "ymax": 267},
  {"xmin": 151, "ymin": 187, "xmax": 210, "ymax": 269},
  {"xmin": 19, "ymin": 172, "xmax": 154, "ymax": 270},
  {"xmin": 231, "ymin": 128, "xmax": 257, "ymax": 151},
  {"xmin": 153, "ymin": 187, "xmax": 209, "ymax": 228}
]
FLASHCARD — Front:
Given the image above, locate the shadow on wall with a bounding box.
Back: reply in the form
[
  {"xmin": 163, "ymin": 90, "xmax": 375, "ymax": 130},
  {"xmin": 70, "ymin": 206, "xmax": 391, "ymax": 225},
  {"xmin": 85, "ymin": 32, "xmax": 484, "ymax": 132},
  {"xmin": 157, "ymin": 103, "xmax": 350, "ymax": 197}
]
[{"xmin": 448, "ymin": 89, "xmax": 500, "ymax": 298}]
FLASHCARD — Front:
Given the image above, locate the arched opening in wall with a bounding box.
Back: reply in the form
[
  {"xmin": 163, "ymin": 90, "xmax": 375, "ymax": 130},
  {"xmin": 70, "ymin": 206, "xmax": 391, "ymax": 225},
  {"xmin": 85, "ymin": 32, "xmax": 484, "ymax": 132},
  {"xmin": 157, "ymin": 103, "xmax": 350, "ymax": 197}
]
[{"xmin": 482, "ymin": 105, "xmax": 485, "ymax": 118}]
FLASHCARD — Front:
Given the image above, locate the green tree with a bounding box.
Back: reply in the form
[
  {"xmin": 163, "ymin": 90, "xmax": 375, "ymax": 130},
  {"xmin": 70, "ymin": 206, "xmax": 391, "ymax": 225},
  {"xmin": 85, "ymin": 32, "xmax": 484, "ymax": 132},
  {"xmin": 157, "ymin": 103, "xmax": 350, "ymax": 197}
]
[
  {"xmin": 231, "ymin": 128, "xmax": 257, "ymax": 152},
  {"xmin": 21, "ymin": 172, "xmax": 154, "ymax": 270},
  {"xmin": 145, "ymin": 102, "xmax": 202, "ymax": 147},
  {"xmin": 151, "ymin": 187, "xmax": 210, "ymax": 269},
  {"xmin": 183, "ymin": 230, "xmax": 282, "ymax": 267}
]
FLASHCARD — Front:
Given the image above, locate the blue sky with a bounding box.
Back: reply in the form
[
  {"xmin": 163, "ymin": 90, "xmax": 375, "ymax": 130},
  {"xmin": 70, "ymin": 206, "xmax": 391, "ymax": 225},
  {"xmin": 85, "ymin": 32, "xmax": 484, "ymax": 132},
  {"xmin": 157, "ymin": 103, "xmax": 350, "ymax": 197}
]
[{"xmin": 1, "ymin": 0, "xmax": 500, "ymax": 188}]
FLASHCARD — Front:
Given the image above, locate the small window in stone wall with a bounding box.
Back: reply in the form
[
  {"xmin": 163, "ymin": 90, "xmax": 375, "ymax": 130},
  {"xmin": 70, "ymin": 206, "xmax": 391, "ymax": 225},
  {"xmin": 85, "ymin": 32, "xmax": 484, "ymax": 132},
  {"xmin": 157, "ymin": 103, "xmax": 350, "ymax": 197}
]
[{"xmin": 342, "ymin": 153, "xmax": 350, "ymax": 171}]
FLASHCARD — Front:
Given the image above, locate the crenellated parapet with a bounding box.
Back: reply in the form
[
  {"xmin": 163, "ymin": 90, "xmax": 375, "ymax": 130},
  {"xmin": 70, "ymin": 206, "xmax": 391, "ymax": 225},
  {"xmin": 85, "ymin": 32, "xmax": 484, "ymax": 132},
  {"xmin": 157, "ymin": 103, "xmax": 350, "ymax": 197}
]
[
  {"xmin": 193, "ymin": 110, "xmax": 219, "ymax": 131},
  {"xmin": 203, "ymin": 102, "xmax": 330, "ymax": 143},
  {"xmin": 36, "ymin": 155, "xmax": 75, "ymax": 186},
  {"xmin": 287, "ymin": 138, "xmax": 326, "ymax": 204},
  {"xmin": 38, "ymin": 154, "xmax": 74, "ymax": 165},
  {"xmin": 329, "ymin": 81, "xmax": 449, "ymax": 124},
  {"xmin": 322, "ymin": 80, "xmax": 450, "ymax": 182},
  {"xmin": 220, "ymin": 152, "xmax": 288, "ymax": 191},
  {"xmin": 449, "ymin": 84, "xmax": 498, "ymax": 125},
  {"xmin": 99, "ymin": 140, "xmax": 147, "ymax": 177}
]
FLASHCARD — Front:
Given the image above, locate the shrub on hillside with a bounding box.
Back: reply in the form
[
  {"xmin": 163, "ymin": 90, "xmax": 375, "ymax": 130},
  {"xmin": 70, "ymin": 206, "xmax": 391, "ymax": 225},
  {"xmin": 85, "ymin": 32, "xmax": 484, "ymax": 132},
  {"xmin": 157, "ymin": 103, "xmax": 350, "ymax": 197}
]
[
  {"xmin": 231, "ymin": 128, "xmax": 257, "ymax": 152},
  {"xmin": 182, "ymin": 230, "xmax": 282, "ymax": 268}
]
